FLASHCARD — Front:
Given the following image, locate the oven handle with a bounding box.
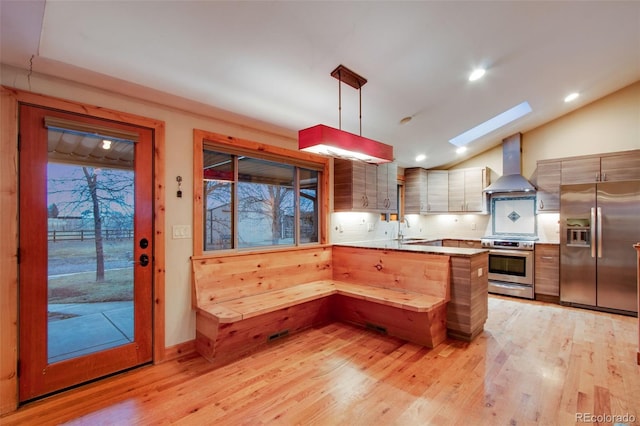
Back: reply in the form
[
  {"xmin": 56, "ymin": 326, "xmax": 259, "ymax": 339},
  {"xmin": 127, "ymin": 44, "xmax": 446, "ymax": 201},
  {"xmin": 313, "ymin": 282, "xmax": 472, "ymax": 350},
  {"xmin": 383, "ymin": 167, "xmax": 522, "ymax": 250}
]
[{"xmin": 488, "ymin": 249, "xmax": 532, "ymax": 257}]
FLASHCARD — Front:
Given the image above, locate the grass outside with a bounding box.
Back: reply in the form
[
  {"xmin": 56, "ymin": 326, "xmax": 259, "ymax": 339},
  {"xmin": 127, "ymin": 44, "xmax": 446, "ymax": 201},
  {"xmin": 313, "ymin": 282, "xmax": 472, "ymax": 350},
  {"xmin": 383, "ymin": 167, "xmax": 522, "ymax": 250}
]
[
  {"xmin": 49, "ymin": 268, "xmax": 133, "ymax": 304},
  {"xmin": 47, "ymin": 239, "xmax": 134, "ymax": 304},
  {"xmin": 48, "ymin": 239, "xmax": 133, "ymax": 268}
]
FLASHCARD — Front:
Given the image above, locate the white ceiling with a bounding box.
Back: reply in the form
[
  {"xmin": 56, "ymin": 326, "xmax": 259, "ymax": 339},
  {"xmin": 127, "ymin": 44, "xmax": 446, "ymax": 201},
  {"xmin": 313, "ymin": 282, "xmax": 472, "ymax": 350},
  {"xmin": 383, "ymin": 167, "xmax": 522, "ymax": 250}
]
[{"xmin": 2, "ymin": 1, "xmax": 639, "ymax": 169}]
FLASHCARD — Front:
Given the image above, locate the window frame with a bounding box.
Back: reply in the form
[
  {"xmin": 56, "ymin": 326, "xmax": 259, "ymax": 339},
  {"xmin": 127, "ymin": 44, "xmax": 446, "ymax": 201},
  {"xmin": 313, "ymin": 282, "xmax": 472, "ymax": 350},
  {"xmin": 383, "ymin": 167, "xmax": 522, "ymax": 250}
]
[{"xmin": 193, "ymin": 129, "xmax": 329, "ymax": 257}]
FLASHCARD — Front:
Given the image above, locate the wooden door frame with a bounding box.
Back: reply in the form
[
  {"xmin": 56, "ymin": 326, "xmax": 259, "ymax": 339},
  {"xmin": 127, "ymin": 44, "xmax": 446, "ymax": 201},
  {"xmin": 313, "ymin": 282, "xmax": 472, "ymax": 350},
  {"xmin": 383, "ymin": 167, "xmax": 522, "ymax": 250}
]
[{"xmin": 0, "ymin": 86, "xmax": 166, "ymax": 414}]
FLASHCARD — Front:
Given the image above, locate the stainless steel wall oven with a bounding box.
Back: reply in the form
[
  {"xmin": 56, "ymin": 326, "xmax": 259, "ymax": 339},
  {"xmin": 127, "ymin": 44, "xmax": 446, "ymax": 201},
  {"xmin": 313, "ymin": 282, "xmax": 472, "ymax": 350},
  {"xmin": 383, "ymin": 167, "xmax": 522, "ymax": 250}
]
[{"xmin": 481, "ymin": 238, "xmax": 535, "ymax": 299}]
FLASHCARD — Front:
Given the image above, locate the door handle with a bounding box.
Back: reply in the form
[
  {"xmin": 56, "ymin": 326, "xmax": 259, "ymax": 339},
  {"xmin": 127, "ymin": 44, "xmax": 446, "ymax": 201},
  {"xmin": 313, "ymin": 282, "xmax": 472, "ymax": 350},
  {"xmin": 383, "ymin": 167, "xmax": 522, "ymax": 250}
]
[
  {"xmin": 139, "ymin": 253, "xmax": 149, "ymax": 267},
  {"xmin": 590, "ymin": 208, "xmax": 596, "ymax": 258},
  {"xmin": 597, "ymin": 207, "xmax": 602, "ymax": 258}
]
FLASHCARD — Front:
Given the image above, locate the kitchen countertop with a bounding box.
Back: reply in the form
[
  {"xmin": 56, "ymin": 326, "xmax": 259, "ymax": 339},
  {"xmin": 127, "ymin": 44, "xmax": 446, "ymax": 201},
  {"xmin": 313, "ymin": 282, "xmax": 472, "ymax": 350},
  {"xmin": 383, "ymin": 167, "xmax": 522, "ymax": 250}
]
[{"xmin": 333, "ymin": 240, "xmax": 488, "ymax": 257}]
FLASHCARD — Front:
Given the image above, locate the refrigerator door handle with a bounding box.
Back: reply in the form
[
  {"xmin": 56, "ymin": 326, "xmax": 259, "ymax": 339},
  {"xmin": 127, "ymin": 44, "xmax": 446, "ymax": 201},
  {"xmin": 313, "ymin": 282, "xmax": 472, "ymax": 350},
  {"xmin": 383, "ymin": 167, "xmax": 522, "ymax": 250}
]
[
  {"xmin": 597, "ymin": 207, "xmax": 603, "ymax": 258},
  {"xmin": 590, "ymin": 207, "xmax": 596, "ymax": 258}
]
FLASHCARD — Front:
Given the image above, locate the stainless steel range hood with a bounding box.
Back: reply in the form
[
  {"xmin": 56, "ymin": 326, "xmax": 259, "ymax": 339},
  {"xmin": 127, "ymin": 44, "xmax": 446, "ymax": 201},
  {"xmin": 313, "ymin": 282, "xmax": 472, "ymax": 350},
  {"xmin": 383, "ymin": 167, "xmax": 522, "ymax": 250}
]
[{"xmin": 484, "ymin": 133, "xmax": 536, "ymax": 193}]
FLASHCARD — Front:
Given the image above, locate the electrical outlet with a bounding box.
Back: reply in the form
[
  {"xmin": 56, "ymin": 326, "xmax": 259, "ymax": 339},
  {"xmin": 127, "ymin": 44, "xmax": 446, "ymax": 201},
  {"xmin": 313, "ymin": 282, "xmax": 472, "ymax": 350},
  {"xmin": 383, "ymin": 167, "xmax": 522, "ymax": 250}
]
[
  {"xmin": 477, "ymin": 267, "xmax": 483, "ymax": 277},
  {"xmin": 471, "ymin": 223, "xmax": 476, "ymax": 230}
]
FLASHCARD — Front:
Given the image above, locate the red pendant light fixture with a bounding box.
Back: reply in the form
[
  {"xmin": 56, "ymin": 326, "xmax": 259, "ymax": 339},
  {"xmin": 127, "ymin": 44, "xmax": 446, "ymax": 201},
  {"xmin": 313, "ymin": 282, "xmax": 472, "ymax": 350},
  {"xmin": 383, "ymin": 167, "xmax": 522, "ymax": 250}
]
[{"xmin": 299, "ymin": 65, "xmax": 394, "ymax": 164}]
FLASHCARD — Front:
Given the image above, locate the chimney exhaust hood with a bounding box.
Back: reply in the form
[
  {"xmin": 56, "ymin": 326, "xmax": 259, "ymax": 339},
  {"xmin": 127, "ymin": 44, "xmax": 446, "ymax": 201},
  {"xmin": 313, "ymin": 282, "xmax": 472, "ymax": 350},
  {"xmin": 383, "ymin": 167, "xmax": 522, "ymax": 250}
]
[{"xmin": 484, "ymin": 133, "xmax": 536, "ymax": 194}]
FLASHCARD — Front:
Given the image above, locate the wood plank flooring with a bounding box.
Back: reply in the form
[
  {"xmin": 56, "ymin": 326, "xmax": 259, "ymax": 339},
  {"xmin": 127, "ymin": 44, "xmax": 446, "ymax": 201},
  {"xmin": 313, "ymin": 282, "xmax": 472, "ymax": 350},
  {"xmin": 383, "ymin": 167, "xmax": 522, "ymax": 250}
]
[{"xmin": 2, "ymin": 296, "xmax": 639, "ymax": 425}]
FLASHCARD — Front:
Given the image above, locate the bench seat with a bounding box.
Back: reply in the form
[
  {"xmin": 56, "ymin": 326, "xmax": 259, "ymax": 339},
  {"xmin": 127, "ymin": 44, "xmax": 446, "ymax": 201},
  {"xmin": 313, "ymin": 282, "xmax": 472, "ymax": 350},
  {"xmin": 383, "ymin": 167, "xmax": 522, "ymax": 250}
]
[
  {"xmin": 333, "ymin": 281, "xmax": 447, "ymax": 312},
  {"xmin": 198, "ymin": 280, "xmax": 337, "ymax": 323},
  {"xmin": 192, "ymin": 246, "xmax": 450, "ymax": 364},
  {"xmin": 199, "ymin": 280, "xmax": 448, "ymax": 324}
]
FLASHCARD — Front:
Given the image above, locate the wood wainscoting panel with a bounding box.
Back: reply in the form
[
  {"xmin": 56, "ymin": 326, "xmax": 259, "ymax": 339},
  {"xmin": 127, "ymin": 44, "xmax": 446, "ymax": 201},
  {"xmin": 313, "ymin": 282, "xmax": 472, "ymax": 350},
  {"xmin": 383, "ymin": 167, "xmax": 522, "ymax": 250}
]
[
  {"xmin": 197, "ymin": 298, "xmax": 333, "ymax": 366},
  {"xmin": 191, "ymin": 246, "xmax": 333, "ymax": 306},
  {"xmin": 331, "ymin": 246, "xmax": 450, "ymax": 300},
  {"xmin": 332, "ymin": 295, "xmax": 447, "ymax": 348}
]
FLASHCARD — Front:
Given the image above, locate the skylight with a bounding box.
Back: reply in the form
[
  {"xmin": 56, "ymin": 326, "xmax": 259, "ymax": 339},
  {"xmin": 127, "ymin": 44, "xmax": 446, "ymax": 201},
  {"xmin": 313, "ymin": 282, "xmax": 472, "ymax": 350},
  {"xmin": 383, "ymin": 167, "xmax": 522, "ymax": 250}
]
[{"xmin": 449, "ymin": 101, "xmax": 532, "ymax": 147}]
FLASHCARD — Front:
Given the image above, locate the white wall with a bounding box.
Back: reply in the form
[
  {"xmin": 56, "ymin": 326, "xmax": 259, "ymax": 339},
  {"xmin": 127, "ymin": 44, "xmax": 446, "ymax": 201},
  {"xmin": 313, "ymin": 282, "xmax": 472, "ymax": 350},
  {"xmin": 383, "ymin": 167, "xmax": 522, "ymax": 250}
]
[{"xmin": 2, "ymin": 64, "xmax": 299, "ymax": 347}]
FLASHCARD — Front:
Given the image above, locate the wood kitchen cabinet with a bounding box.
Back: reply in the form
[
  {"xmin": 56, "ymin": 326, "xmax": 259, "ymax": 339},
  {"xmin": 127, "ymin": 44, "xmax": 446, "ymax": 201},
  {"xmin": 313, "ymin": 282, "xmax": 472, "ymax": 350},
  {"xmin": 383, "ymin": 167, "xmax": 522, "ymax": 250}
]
[
  {"xmin": 334, "ymin": 159, "xmax": 398, "ymax": 213},
  {"xmin": 426, "ymin": 170, "xmax": 449, "ymax": 212},
  {"xmin": 404, "ymin": 168, "xmax": 448, "ymax": 214},
  {"xmin": 404, "ymin": 168, "xmax": 427, "ymax": 214},
  {"xmin": 448, "ymin": 167, "xmax": 488, "ymax": 212},
  {"xmin": 376, "ymin": 162, "xmax": 398, "ymax": 213},
  {"xmin": 535, "ymin": 160, "xmax": 561, "ymax": 212},
  {"xmin": 561, "ymin": 150, "xmax": 640, "ymax": 184},
  {"xmin": 334, "ymin": 158, "xmax": 378, "ymax": 212},
  {"xmin": 534, "ymin": 243, "xmax": 560, "ymax": 298}
]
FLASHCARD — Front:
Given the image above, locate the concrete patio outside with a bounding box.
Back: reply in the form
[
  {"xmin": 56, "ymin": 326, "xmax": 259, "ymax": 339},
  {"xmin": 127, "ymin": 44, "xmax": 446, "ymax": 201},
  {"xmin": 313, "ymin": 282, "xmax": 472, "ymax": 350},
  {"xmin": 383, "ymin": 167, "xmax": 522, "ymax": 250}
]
[{"xmin": 47, "ymin": 301, "xmax": 134, "ymax": 363}]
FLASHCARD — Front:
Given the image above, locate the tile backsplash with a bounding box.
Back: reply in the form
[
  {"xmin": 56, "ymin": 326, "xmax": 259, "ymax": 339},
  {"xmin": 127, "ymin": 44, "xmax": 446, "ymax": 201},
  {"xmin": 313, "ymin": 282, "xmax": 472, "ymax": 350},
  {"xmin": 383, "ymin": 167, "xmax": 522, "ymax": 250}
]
[
  {"xmin": 491, "ymin": 196, "xmax": 537, "ymax": 236},
  {"xmin": 329, "ymin": 200, "xmax": 560, "ymax": 244}
]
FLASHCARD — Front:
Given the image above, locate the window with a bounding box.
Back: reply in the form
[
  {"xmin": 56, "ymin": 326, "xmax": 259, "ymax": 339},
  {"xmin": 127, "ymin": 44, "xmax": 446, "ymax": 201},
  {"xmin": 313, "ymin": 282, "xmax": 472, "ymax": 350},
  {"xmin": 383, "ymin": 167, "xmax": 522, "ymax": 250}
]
[{"xmin": 195, "ymin": 130, "xmax": 328, "ymax": 255}]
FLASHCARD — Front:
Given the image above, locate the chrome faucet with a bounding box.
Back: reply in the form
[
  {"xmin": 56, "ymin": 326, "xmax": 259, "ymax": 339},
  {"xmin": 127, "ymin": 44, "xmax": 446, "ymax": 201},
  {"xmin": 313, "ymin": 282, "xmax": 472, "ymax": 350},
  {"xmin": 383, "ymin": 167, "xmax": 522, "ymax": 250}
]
[{"xmin": 398, "ymin": 217, "xmax": 410, "ymax": 241}]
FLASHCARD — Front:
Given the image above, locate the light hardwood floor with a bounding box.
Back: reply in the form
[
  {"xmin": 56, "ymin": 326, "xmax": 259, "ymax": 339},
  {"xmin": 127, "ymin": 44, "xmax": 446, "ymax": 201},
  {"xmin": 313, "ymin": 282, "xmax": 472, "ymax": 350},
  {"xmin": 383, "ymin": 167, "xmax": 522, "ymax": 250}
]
[{"xmin": 2, "ymin": 296, "xmax": 639, "ymax": 425}]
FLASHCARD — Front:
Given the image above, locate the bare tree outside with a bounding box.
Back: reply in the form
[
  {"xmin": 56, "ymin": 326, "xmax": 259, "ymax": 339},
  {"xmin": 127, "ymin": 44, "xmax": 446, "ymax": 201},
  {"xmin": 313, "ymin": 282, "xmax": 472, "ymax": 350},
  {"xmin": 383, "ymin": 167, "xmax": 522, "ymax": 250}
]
[
  {"xmin": 202, "ymin": 149, "xmax": 319, "ymax": 250},
  {"xmin": 48, "ymin": 163, "xmax": 134, "ymax": 282},
  {"xmin": 238, "ymin": 182, "xmax": 294, "ymax": 246}
]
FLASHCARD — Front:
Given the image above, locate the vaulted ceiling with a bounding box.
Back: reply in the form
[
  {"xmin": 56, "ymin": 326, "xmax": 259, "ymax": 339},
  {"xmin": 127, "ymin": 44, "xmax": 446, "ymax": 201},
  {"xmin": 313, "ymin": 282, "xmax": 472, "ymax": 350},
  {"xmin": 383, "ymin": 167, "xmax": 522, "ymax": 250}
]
[{"xmin": 2, "ymin": 1, "xmax": 639, "ymax": 168}]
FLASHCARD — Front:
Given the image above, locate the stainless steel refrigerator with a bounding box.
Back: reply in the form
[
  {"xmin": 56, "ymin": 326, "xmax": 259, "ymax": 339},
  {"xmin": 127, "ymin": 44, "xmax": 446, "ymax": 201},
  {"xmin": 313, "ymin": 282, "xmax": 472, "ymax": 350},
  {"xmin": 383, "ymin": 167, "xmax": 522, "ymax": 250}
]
[{"xmin": 560, "ymin": 181, "xmax": 640, "ymax": 314}]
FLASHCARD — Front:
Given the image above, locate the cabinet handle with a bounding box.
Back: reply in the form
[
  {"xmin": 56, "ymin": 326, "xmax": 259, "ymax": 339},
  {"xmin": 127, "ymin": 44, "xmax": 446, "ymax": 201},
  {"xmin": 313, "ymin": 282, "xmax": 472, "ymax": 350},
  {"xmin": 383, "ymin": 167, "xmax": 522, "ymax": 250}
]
[
  {"xmin": 539, "ymin": 200, "xmax": 544, "ymax": 210},
  {"xmin": 541, "ymin": 256, "xmax": 554, "ymax": 260}
]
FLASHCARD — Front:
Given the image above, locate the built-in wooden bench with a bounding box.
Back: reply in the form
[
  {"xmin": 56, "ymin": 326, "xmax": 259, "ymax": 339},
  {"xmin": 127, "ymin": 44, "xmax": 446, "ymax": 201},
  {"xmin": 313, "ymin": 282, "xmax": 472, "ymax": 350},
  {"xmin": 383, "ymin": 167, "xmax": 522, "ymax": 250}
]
[{"xmin": 191, "ymin": 245, "xmax": 450, "ymax": 365}]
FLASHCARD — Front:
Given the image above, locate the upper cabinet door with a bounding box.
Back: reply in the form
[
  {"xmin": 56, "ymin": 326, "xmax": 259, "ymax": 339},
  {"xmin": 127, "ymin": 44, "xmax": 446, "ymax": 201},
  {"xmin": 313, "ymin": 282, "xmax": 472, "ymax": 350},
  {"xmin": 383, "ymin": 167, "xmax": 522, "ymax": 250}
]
[
  {"xmin": 600, "ymin": 151, "xmax": 640, "ymax": 182},
  {"xmin": 377, "ymin": 162, "xmax": 398, "ymax": 212},
  {"xmin": 536, "ymin": 160, "xmax": 561, "ymax": 212},
  {"xmin": 448, "ymin": 168, "xmax": 487, "ymax": 212},
  {"xmin": 448, "ymin": 170, "xmax": 465, "ymax": 212},
  {"xmin": 404, "ymin": 168, "xmax": 428, "ymax": 214},
  {"xmin": 561, "ymin": 157, "xmax": 601, "ymax": 184},
  {"xmin": 426, "ymin": 171, "xmax": 449, "ymax": 212},
  {"xmin": 463, "ymin": 168, "xmax": 486, "ymax": 212}
]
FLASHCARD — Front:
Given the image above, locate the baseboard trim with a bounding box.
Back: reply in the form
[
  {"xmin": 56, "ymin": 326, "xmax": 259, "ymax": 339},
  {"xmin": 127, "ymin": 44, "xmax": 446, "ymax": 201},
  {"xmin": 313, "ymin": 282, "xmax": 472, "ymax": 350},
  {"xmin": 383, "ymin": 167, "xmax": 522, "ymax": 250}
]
[{"xmin": 163, "ymin": 340, "xmax": 196, "ymax": 362}]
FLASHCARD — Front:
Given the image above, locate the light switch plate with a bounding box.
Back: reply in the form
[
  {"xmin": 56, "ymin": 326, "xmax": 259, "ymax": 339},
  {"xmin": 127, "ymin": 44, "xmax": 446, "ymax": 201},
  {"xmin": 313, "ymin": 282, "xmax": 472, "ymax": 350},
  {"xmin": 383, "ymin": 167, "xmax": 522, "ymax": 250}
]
[{"xmin": 172, "ymin": 225, "xmax": 192, "ymax": 239}]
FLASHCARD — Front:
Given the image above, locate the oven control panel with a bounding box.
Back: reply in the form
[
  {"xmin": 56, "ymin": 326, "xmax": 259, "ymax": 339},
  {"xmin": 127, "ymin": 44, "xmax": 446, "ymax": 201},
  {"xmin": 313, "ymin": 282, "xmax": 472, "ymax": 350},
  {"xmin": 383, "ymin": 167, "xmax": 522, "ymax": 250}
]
[{"xmin": 481, "ymin": 239, "xmax": 535, "ymax": 250}]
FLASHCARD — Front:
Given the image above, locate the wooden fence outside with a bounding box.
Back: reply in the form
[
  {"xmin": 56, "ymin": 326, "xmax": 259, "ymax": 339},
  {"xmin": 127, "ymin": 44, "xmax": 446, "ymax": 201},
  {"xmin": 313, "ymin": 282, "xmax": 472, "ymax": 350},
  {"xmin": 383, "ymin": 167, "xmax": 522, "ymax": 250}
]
[{"xmin": 48, "ymin": 229, "xmax": 134, "ymax": 242}]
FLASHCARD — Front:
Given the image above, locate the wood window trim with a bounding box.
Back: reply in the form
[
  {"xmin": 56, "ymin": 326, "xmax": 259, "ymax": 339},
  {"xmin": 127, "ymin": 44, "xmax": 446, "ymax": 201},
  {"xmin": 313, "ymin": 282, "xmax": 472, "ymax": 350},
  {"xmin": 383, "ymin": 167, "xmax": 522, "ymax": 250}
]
[
  {"xmin": 193, "ymin": 129, "xmax": 330, "ymax": 257},
  {"xmin": 0, "ymin": 86, "xmax": 166, "ymax": 414}
]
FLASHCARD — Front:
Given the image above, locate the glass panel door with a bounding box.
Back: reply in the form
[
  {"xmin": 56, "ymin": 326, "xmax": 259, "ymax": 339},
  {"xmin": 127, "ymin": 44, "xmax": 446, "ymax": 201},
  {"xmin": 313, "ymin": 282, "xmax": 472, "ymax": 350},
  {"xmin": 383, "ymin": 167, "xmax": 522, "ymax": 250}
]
[{"xmin": 19, "ymin": 105, "xmax": 153, "ymax": 402}]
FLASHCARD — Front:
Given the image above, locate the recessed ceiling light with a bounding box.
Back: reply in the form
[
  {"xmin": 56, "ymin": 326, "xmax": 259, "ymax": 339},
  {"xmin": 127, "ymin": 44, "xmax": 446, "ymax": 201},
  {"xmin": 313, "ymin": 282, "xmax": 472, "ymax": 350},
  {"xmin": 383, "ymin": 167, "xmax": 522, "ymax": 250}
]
[
  {"xmin": 456, "ymin": 147, "xmax": 467, "ymax": 154},
  {"xmin": 102, "ymin": 139, "xmax": 112, "ymax": 150},
  {"xmin": 400, "ymin": 116, "xmax": 413, "ymax": 125},
  {"xmin": 415, "ymin": 154, "xmax": 426, "ymax": 162},
  {"xmin": 468, "ymin": 68, "xmax": 486, "ymax": 82},
  {"xmin": 564, "ymin": 92, "xmax": 579, "ymax": 103},
  {"xmin": 449, "ymin": 101, "xmax": 532, "ymax": 147}
]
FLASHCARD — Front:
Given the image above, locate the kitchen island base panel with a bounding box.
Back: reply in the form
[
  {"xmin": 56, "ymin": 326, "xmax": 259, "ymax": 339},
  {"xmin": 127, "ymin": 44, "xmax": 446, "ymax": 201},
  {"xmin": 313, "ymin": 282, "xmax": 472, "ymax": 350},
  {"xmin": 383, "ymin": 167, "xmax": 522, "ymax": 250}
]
[{"xmin": 446, "ymin": 254, "xmax": 489, "ymax": 341}]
